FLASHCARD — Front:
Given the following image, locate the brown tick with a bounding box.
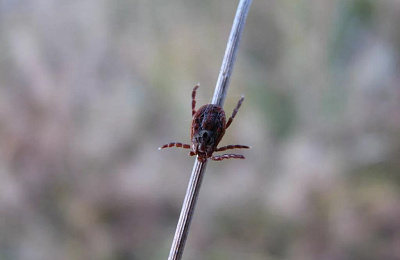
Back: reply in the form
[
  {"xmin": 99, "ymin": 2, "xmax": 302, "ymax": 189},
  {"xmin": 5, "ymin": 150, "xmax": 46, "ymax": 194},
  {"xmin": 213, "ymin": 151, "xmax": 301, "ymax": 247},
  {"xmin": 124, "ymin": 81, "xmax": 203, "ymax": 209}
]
[{"xmin": 159, "ymin": 85, "xmax": 250, "ymax": 162}]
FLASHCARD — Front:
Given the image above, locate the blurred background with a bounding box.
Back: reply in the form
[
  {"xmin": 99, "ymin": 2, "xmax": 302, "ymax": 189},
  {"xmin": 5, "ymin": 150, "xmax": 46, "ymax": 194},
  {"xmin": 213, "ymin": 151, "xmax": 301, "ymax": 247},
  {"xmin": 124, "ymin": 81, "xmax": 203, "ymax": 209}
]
[{"xmin": 1, "ymin": 0, "xmax": 400, "ymax": 259}]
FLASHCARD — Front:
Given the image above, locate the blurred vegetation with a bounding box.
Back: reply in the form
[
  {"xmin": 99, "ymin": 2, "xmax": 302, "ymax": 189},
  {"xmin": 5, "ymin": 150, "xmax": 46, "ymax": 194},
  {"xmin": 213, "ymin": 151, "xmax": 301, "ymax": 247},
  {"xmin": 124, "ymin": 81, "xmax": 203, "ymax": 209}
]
[{"xmin": 0, "ymin": 0, "xmax": 399, "ymax": 259}]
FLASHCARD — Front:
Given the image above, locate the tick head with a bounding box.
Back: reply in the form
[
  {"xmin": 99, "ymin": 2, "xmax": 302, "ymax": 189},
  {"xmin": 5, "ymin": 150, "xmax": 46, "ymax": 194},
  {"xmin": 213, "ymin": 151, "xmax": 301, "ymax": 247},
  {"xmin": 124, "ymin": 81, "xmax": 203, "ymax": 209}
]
[{"xmin": 192, "ymin": 130, "xmax": 215, "ymax": 156}]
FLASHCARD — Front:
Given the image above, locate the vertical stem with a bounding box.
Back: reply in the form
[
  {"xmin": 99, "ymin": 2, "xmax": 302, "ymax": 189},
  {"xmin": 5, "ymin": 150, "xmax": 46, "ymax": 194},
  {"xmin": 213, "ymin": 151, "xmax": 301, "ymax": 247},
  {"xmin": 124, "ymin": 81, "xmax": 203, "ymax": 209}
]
[
  {"xmin": 212, "ymin": 0, "xmax": 252, "ymax": 107},
  {"xmin": 168, "ymin": 160, "xmax": 207, "ymax": 260},
  {"xmin": 168, "ymin": 1, "xmax": 252, "ymax": 259}
]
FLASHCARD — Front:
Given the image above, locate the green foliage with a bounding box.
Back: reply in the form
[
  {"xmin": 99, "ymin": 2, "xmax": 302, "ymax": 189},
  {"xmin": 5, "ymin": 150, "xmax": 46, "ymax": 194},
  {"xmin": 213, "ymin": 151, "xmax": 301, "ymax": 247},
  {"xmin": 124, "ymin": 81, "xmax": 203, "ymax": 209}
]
[{"xmin": 251, "ymin": 83, "xmax": 296, "ymax": 140}]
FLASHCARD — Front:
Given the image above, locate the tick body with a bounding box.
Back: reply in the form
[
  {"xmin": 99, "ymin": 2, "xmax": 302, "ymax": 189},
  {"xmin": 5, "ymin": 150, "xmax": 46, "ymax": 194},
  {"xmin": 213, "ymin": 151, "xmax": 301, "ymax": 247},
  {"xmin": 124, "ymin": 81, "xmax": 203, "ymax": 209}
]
[{"xmin": 159, "ymin": 85, "xmax": 249, "ymax": 162}]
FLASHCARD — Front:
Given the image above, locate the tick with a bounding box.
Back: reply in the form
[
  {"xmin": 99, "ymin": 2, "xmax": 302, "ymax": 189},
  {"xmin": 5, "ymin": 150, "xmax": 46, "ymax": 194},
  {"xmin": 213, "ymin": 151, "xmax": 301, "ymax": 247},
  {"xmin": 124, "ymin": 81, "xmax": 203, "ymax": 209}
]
[{"xmin": 159, "ymin": 85, "xmax": 250, "ymax": 162}]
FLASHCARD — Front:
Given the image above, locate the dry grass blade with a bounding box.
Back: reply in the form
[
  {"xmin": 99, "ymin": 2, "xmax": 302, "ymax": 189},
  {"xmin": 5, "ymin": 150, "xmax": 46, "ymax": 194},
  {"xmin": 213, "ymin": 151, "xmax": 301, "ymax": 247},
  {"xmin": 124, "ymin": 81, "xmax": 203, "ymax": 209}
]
[{"xmin": 167, "ymin": 1, "xmax": 252, "ymax": 259}]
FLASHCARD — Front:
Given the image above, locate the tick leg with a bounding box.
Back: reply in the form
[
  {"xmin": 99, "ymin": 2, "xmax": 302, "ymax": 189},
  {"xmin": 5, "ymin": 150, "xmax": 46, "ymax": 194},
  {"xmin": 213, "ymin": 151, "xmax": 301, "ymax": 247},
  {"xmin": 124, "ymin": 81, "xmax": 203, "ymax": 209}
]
[
  {"xmin": 216, "ymin": 144, "xmax": 250, "ymax": 152},
  {"xmin": 158, "ymin": 142, "xmax": 191, "ymax": 150},
  {"xmin": 189, "ymin": 150, "xmax": 196, "ymax": 156},
  {"xmin": 211, "ymin": 154, "xmax": 245, "ymax": 161},
  {"xmin": 192, "ymin": 84, "xmax": 199, "ymax": 117},
  {"xmin": 226, "ymin": 96, "xmax": 244, "ymax": 129}
]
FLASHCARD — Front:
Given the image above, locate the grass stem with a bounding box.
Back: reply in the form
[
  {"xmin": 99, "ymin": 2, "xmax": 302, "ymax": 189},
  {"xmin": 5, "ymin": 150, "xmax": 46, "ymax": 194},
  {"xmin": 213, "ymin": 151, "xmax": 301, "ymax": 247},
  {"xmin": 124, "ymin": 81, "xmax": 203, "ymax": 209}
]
[{"xmin": 168, "ymin": 1, "xmax": 252, "ymax": 259}]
